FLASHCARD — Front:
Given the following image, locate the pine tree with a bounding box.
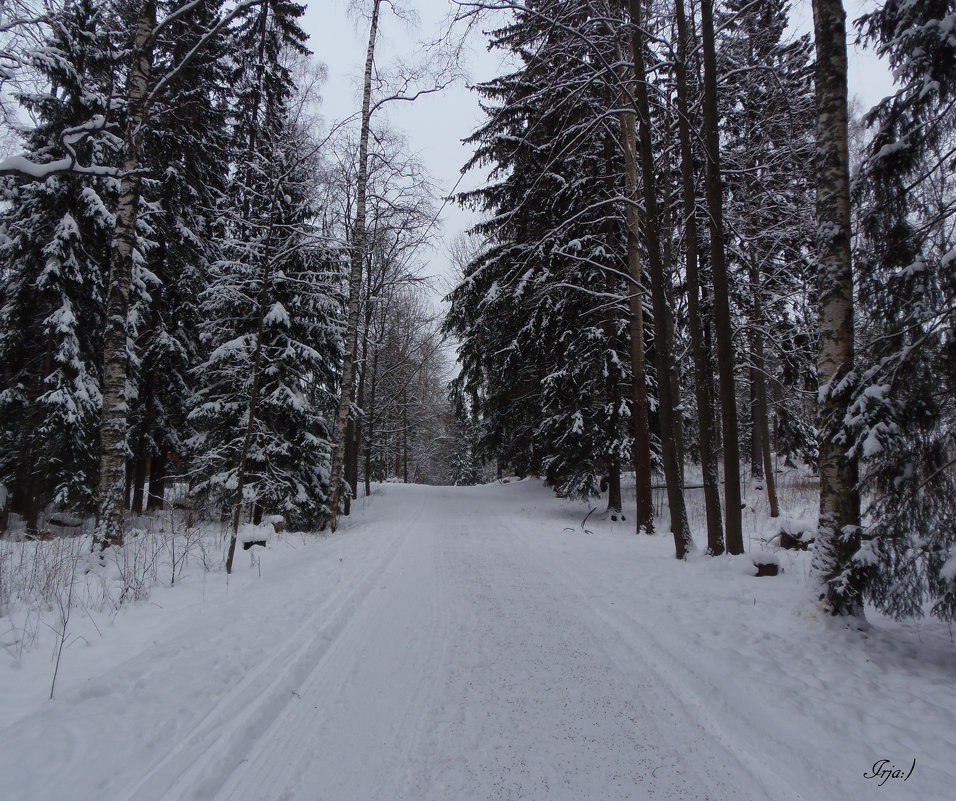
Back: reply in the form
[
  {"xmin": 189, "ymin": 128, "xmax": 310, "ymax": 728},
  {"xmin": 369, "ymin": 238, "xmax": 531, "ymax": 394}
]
[{"xmin": 188, "ymin": 133, "xmax": 343, "ymax": 532}]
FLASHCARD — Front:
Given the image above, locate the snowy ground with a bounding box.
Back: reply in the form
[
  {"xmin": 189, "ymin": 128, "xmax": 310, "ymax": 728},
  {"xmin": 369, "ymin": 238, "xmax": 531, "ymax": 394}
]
[{"xmin": 1, "ymin": 480, "xmax": 954, "ymax": 801}]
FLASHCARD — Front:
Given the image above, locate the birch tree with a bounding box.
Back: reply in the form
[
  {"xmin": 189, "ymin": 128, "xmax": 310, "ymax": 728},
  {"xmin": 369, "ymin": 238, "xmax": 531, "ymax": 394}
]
[{"xmin": 809, "ymin": 0, "xmax": 862, "ymax": 616}]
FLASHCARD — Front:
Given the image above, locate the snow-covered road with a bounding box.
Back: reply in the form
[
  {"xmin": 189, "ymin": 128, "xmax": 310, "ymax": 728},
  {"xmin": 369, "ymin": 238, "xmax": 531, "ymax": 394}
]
[{"xmin": 3, "ymin": 481, "xmax": 954, "ymax": 800}]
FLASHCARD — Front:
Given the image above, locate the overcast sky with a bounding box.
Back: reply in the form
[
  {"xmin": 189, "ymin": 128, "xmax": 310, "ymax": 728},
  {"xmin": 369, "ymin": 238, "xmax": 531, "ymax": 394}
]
[{"xmin": 301, "ymin": 0, "xmax": 896, "ymax": 290}]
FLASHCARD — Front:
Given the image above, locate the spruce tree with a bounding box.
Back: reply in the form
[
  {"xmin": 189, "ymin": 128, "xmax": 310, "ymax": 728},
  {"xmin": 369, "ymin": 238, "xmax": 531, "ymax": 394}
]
[
  {"xmin": 718, "ymin": 0, "xmax": 816, "ymax": 514},
  {"xmin": 126, "ymin": 0, "xmax": 233, "ymax": 513},
  {"xmin": 850, "ymin": 0, "xmax": 956, "ymax": 621},
  {"xmin": 0, "ymin": 0, "xmax": 116, "ymax": 533},
  {"xmin": 445, "ymin": 1, "xmax": 634, "ymax": 502},
  {"xmin": 188, "ymin": 0, "xmax": 343, "ymax": 546}
]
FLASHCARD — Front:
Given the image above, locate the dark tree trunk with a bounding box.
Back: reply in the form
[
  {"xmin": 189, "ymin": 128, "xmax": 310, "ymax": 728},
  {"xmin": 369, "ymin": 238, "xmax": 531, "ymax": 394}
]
[
  {"xmin": 749, "ymin": 262, "xmax": 779, "ymax": 517},
  {"xmin": 674, "ymin": 0, "xmax": 724, "ymax": 555},
  {"xmin": 602, "ymin": 134, "xmax": 626, "ymax": 521},
  {"xmin": 146, "ymin": 453, "xmax": 167, "ymax": 511},
  {"xmin": 125, "ymin": 458, "xmax": 135, "ymax": 510},
  {"xmin": 750, "ymin": 370, "xmax": 763, "ymax": 479},
  {"xmin": 606, "ymin": 460, "xmax": 623, "ymax": 518},
  {"xmin": 612, "ymin": 35, "xmax": 654, "ymax": 534},
  {"xmin": 700, "ymin": 0, "xmax": 744, "ymax": 554},
  {"xmin": 627, "ymin": 0, "xmax": 692, "ymax": 558},
  {"xmin": 130, "ymin": 367, "xmax": 156, "ymax": 516},
  {"xmin": 661, "ymin": 176, "xmax": 685, "ymax": 483},
  {"xmin": 344, "ymin": 418, "xmax": 356, "ymax": 498}
]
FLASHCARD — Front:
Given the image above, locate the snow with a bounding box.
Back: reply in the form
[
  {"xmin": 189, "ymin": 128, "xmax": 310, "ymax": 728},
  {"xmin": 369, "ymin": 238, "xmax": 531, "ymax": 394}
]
[
  {"xmin": 263, "ymin": 301, "xmax": 290, "ymax": 328},
  {"xmin": 1, "ymin": 481, "xmax": 954, "ymax": 800},
  {"xmin": 237, "ymin": 522, "xmax": 274, "ymax": 544},
  {"xmin": 941, "ymin": 551, "xmax": 956, "ymax": 586}
]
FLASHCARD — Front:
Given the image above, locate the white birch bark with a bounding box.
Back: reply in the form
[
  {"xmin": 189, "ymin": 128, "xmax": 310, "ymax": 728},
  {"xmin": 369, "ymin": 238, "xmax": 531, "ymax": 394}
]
[
  {"xmin": 329, "ymin": 0, "xmax": 382, "ymax": 532},
  {"xmin": 94, "ymin": 0, "xmax": 156, "ymax": 548},
  {"xmin": 810, "ymin": 0, "xmax": 863, "ymax": 616}
]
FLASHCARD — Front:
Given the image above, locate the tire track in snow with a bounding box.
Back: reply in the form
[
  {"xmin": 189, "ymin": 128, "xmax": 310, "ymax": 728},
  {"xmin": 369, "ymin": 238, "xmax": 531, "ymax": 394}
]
[
  {"xmin": 397, "ymin": 509, "xmax": 725, "ymax": 800},
  {"xmin": 119, "ymin": 495, "xmax": 425, "ymax": 801},
  {"xmin": 501, "ymin": 514, "xmax": 807, "ymax": 801},
  {"xmin": 195, "ymin": 490, "xmax": 453, "ymax": 801}
]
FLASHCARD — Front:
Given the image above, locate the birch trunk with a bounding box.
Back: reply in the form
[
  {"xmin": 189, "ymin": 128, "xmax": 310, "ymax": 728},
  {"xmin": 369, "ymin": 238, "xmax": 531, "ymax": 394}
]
[
  {"xmin": 329, "ymin": 0, "xmax": 381, "ymax": 531},
  {"xmin": 94, "ymin": 0, "xmax": 156, "ymax": 548},
  {"xmin": 810, "ymin": 0, "xmax": 862, "ymax": 616}
]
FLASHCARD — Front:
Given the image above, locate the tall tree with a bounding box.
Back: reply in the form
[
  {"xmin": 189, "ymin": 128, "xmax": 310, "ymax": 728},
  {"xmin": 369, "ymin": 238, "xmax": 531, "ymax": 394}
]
[
  {"xmin": 0, "ymin": 0, "xmax": 115, "ymax": 533},
  {"xmin": 446, "ymin": 1, "xmax": 635, "ymax": 507},
  {"xmin": 610, "ymin": 14, "xmax": 654, "ymax": 534},
  {"xmin": 718, "ymin": 0, "xmax": 816, "ymax": 521},
  {"xmin": 624, "ymin": 0, "xmax": 692, "ymax": 557},
  {"xmin": 126, "ymin": 0, "xmax": 233, "ymax": 514},
  {"xmin": 700, "ymin": 0, "xmax": 743, "ymax": 554},
  {"xmin": 809, "ymin": 0, "xmax": 862, "ymax": 616},
  {"xmin": 850, "ymin": 0, "xmax": 956, "ymax": 621},
  {"xmin": 186, "ymin": 0, "xmax": 342, "ymax": 571},
  {"xmin": 672, "ymin": 0, "xmax": 723, "ymax": 553},
  {"xmin": 329, "ymin": 0, "xmax": 382, "ymax": 531}
]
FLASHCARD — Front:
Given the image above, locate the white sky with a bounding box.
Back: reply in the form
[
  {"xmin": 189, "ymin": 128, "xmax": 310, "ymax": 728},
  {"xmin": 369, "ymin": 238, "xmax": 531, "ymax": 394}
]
[{"xmin": 301, "ymin": 0, "xmax": 896, "ymax": 289}]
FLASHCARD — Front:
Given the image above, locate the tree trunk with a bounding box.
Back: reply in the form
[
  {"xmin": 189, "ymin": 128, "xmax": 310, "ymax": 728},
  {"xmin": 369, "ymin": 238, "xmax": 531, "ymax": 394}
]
[
  {"xmin": 674, "ymin": 0, "xmax": 724, "ymax": 555},
  {"xmin": 749, "ymin": 261, "xmax": 779, "ymax": 517},
  {"xmin": 402, "ymin": 388, "xmax": 409, "ymax": 484},
  {"xmin": 602, "ymin": 134, "xmax": 626, "ymax": 521},
  {"xmin": 606, "ymin": 460, "xmax": 623, "ymax": 518},
  {"xmin": 364, "ymin": 346, "xmax": 379, "ymax": 497},
  {"xmin": 661, "ymin": 176, "xmax": 685, "ymax": 483},
  {"xmin": 146, "ymin": 452, "xmax": 166, "ymax": 511},
  {"xmin": 94, "ymin": 0, "xmax": 156, "ymax": 549},
  {"xmin": 750, "ymin": 370, "xmax": 763, "ymax": 478},
  {"xmin": 130, "ymin": 365, "xmax": 157, "ymax": 516},
  {"xmin": 612, "ymin": 36, "xmax": 654, "ymax": 535},
  {"xmin": 329, "ymin": 0, "xmax": 381, "ymax": 531},
  {"xmin": 627, "ymin": 0, "xmax": 692, "ymax": 558},
  {"xmin": 349, "ymin": 317, "xmax": 371, "ymax": 500},
  {"xmin": 810, "ymin": 0, "xmax": 862, "ymax": 616},
  {"xmin": 225, "ymin": 224, "xmax": 277, "ymax": 574},
  {"xmin": 700, "ymin": 0, "xmax": 744, "ymax": 554},
  {"xmin": 131, "ymin": 453, "xmax": 148, "ymax": 516}
]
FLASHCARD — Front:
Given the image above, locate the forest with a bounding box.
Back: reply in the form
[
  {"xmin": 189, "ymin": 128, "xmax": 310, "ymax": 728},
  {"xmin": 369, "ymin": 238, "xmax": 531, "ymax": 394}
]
[{"xmin": 0, "ymin": 0, "xmax": 954, "ymax": 626}]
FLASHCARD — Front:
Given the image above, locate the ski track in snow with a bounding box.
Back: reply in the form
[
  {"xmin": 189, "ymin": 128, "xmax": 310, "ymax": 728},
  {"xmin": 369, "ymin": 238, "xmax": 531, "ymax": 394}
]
[{"xmin": 2, "ymin": 481, "xmax": 954, "ymax": 800}]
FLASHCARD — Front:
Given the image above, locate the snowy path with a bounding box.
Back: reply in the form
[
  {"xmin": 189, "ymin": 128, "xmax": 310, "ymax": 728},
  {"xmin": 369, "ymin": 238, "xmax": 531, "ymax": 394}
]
[{"xmin": 3, "ymin": 482, "xmax": 954, "ymax": 800}]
